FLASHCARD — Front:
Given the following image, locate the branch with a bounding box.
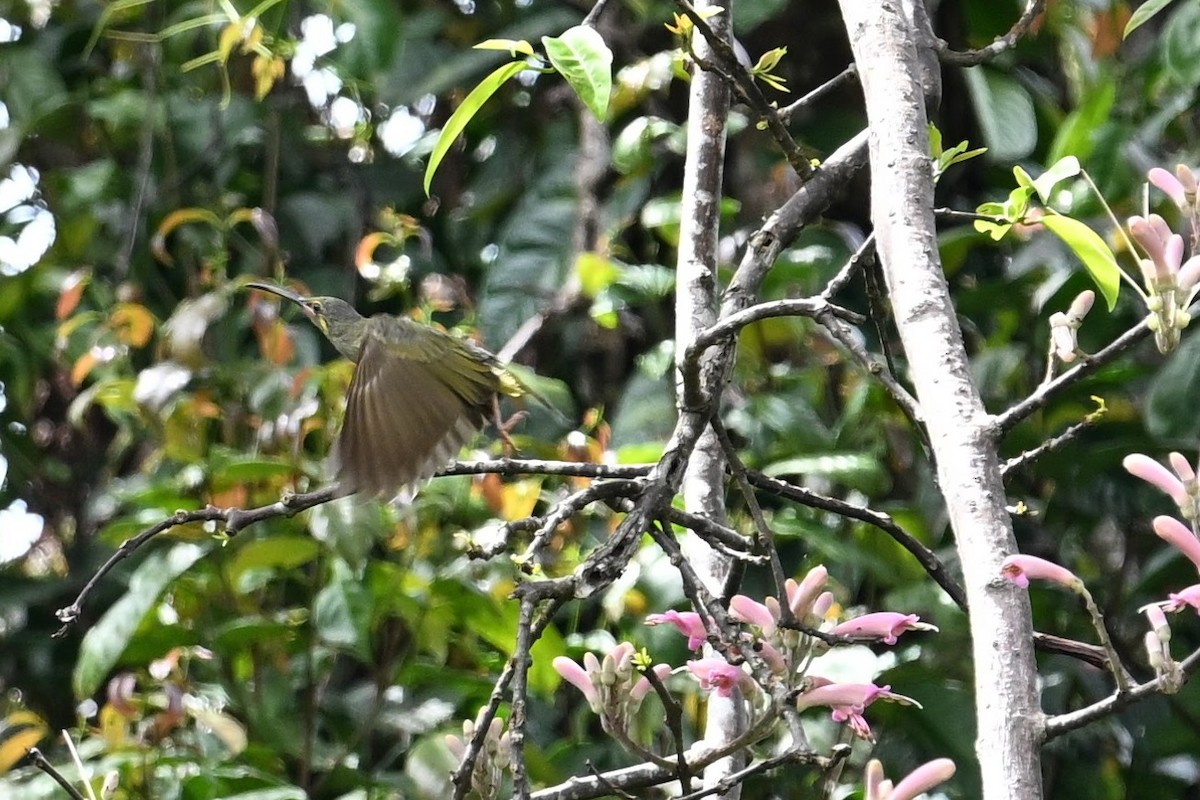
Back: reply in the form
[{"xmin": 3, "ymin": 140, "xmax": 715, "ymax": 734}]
[
  {"xmin": 744, "ymin": 468, "xmax": 967, "ymax": 610},
  {"xmin": 992, "ymin": 319, "xmax": 1152, "ymax": 436},
  {"xmin": 839, "ymin": 3, "xmax": 1043, "ymax": 794},
  {"xmin": 673, "ymin": 0, "xmax": 814, "ymax": 180},
  {"xmin": 54, "ymin": 459, "xmax": 655, "ymax": 634},
  {"xmin": 26, "ymin": 748, "xmax": 87, "ymax": 800},
  {"xmin": 821, "ymin": 232, "xmax": 875, "ymax": 301},
  {"xmin": 451, "ymin": 595, "xmax": 566, "ymax": 800},
  {"xmin": 936, "ymin": 0, "xmax": 1046, "ymax": 66},
  {"xmin": 777, "ymin": 65, "xmax": 858, "ymax": 125},
  {"xmin": 1044, "ymin": 645, "xmax": 1200, "ymax": 739},
  {"xmin": 1000, "ymin": 415, "xmax": 1099, "ymax": 476}
]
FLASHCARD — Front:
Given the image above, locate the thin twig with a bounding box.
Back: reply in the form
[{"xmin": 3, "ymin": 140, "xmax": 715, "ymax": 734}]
[
  {"xmin": 663, "ymin": 507, "xmax": 755, "ymax": 556},
  {"xmin": 1044, "ymin": 644, "xmax": 1200, "ymax": 739},
  {"xmin": 642, "ymin": 664, "xmax": 692, "ymax": 793},
  {"xmin": 509, "ymin": 596, "xmax": 538, "ymax": 799},
  {"xmin": 744, "ymin": 469, "xmax": 968, "ymax": 609},
  {"xmin": 674, "ymin": 0, "xmax": 813, "ymax": 179},
  {"xmin": 710, "ymin": 418, "xmax": 790, "ymax": 618},
  {"xmin": 451, "ymin": 595, "xmax": 566, "ymax": 800},
  {"xmin": 777, "ymin": 65, "xmax": 858, "ymax": 125},
  {"xmin": 675, "ymin": 747, "xmax": 827, "ymax": 800},
  {"xmin": 1001, "ymin": 415, "xmax": 1099, "ymax": 476},
  {"xmin": 516, "ymin": 480, "xmax": 645, "ymax": 568},
  {"xmin": 936, "ymin": 0, "xmax": 1046, "ymax": 66},
  {"xmin": 27, "ymin": 748, "xmax": 87, "ymax": 800},
  {"xmin": 992, "ymin": 319, "xmax": 1152, "ymax": 436},
  {"xmin": 820, "ymin": 233, "xmax": 875, "ymax": 301},
  {"xmin": 812, "ymin": 302, "xmax": 925, "ymax": 432},
  {"xmin": 55, "ymin": 459, "xmax": 655, "ymax": 634},
  {"xmin": 687, "ymin": 297, "xmax": 862, "ymax": 361}
]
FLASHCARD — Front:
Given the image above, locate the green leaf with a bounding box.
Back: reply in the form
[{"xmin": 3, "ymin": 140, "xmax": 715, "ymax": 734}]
[
  {"xmin": 928, "ymin": 122, "xmax": 944, "ymax": 157},
  {"xmin": 474, "ymin": 38, "xmax": 535, "ymax": 57},
  {"xmin": 1040, "ymin": 214, "xmax": 1121, "ymax": 311},
  {"xmin": 1125, "ymin": 0, "xmax": 1176, "ymax": 38},
  {"xmin": 313, "ymin": 568, "xmax": 373, "ymax": 662},
  {"xmin": 226, "ymin": 536, "xmax": 320, "ymax": 590},
  {"xmin": 1031, "ymin": 156, "xmax": 1082, "ymax": 202},
  {"xmin": 73, "ymin": 543, "xmax": 207, "ymax": 698},
  {"xmin": 424, "ymin": 60, "xmax": 528, "ymax": 196},
  {"xmin": 575, "ymin": 252, "xmax": 619, "ymax": 297},
  {"xmin": 962, "ymin": 66, "xmax": 1037, "ymax": 162},
  {"xmin": 541, "ymin": 25, "xmax": 613, "ymax": 121}
]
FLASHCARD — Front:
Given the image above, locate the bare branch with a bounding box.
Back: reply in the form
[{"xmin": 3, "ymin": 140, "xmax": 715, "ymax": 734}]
[
  {"xmin": 992, "ymin": 319, "xmax": 1152, "ymax": 436},
  {"xmin": 673, "ymin": 0, "xmax": 814, "ymax": 180},
  {"xmin": 936, "ymin": 0, "xmax": 1046, "ymax": 66}
]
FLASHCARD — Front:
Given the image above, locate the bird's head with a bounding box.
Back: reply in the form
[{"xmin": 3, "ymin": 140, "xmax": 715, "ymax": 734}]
[{"xmin": 246, "ymin": 281, "xmax": 366, "ymax": 359}]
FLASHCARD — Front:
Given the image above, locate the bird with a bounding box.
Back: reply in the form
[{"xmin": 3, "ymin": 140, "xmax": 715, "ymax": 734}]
[{"xmin": 246, "ymin": 280, "xmax": 521, "ymax": 500}]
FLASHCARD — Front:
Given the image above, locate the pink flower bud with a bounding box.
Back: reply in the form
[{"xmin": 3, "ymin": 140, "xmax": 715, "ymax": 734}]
[
  {"xmin": 787, "ymin": 565, "xmax": 828, "ymax": 619},
  {"xmin": 888, "ymin": 758, "xmax": 958, "ymax": 800},
  {"xmin": 729, "ymin": 594, "xmax": 777, "ymax": 636},
  {"xmin": 553, "ymin": 656, "xmax": 598, "ymax": 706},
  {"xmin": 1124, "ymin": 454, "xmax": 1188, "ymax": 505},
  {"xmin": 1000, "ymin": 554, "xmax": 1082, "ymax": 591},
  {"xmin": 1068, "ymin": 289, "xmax": 1095, "ymax": 320},
  {"xmin": 630, "ymin": 664, "xmax": 672, "ymax": 701},
  {"xmin": 1176, "ymin": 165, "xmax": 1198, "ymax": 195},
  {"xmin": 1169, "ymin": 452, "xmax": 1197, "ymax": 484},
  {"xmin": 1150, "ymin": 167, "xmax": 1188, "ymax": 210},
  {"xmin": 1152, "ymin": 516, "xmax": 1200, "ymax": 572}
]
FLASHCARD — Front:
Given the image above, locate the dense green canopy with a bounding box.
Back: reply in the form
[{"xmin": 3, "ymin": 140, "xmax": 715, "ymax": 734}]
[{"xmin": 3, "ymin": 0, "xmax": 1200, "ymax": 797}]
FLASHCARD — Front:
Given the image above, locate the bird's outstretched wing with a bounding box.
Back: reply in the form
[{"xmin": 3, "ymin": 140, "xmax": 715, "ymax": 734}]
[{"xmin": 332, "ymin": 319, "xmax": 500, "ymax": 499}]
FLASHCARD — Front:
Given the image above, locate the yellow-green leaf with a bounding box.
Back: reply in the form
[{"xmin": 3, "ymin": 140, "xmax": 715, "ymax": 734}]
[
  {"xmin": 424, "ymin": 60, "xmax": 527, "ymax": 196},
  {"xmin": 1041, "ymin": 214, "xmax": 1121, "ymax": 311},
  {"xmin": 542, "ymin": 25, "xmax": 613, "ymax": 121},
  {"xmin": 474, "ymin": 38, "xmax": 535, "ymax": 57}
]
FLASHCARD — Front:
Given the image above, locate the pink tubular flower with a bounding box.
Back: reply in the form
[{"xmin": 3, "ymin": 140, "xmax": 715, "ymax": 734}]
[
  {"xmin": 1124, "ymin": 454, "xmax": 1189, "ymax": 505},
  {"xmin": 1160, "ymin": 584, "xmax": 1200, "ymax": 613},
  {"xmin": 729, "ymin": 594, "xmax": 777, "ymax": 636},
  {"xmin": 645, "ymin": 610, "xmax": 708, "ymax": 650},
  {"xmin": 830, "ymin": 612, "xmax": 937, "ymax": 645},
  {"xmin": 553, "ymin": 656, "xmax": 599, "ymax": 709},
  {"xmin": 886, "ymin": 758, "xmax": 958, "ymax": 800},
  {"xmin": 1129, "ymin": 213, "xmax": 1179, "ymax": 281},
  {"xmin": 1000, "ymin": 554, "xmax": 1082, "ymax": 591},
  {"xmin": 786, "ymin": 565, "xmax": 828, "ymax": 620},
  {"xmin": 796, "ymin": 680, "xmax": 915, "ymax": 742},
  {"xmin": 795, "ymin": 681, "xmax": 890, "ymax": 714},
  {"xmin": 1170, "ymin": 452, "xmax": 1197, "ymax": 484},
  {"xmin": 1150, "ymin": 167, "xmax": 1188, "ymax": 210},
  {"xmin": 631, "ymin": 664, "xmax": 673, "ymax": 701},
  {"xmin": 1153, "ymin": 516, "xmax": 1200, "ymax": 572},
  {"xmin": 812, "ymin": 591, "xmax": 835, "ymax": 620},
  {"xmin": 687, "ymin": 657, "xmax": 751, "ymax": 698}
]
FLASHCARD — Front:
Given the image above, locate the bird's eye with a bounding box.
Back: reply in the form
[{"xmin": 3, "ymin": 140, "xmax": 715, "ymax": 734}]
[{"xmin": 309, "ymin": 300, "xmax": 323, "ymax": 314}]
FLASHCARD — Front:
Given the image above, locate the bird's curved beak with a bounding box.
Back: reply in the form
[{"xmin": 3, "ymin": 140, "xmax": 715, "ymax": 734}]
[{"xmin": 246, "ymin": 281, "xmax": 316, "ymax": 322}]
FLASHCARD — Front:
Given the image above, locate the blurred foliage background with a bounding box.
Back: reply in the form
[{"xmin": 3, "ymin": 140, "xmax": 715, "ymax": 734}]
[{"xmin": 2, "ymin": 0, "xmax": 1200, "ymax": 797}]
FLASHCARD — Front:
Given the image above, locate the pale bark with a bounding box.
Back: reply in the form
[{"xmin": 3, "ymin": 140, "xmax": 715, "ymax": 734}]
[
  {"xmin": 674, "ymin": 0, "xmax": 745, "ymax": 795},
  {"xmin": 837, "ymin": 1, "xmax": 1045, "ymax": 797}
]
